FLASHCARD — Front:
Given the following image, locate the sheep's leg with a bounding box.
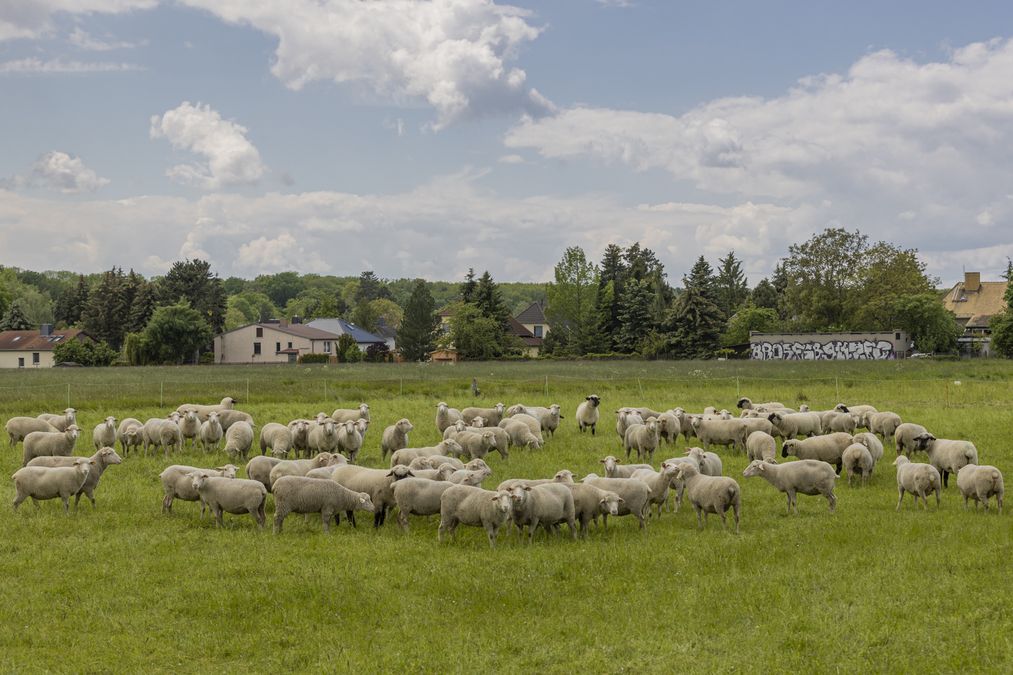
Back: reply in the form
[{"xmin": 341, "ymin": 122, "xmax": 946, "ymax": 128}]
[
  {"xmin": 732, "ymin": 504, "xmax": 740, "ymax": 534},
  {"xmin": 896, "ymin": 488, "xmax": 904, "ymax": 511},
  {"xmin": 785, "ymin": 492, "xmax": 792, "ymax": 514},
  {"xmin": 695, "ymin": 506, "xmax": 703, "ymax": 530},
  {"xmin": 321, "ymin": 511, "xmax": 330, "ymax": 534},
  {"xmin": 12, "ymin": 492, "xmax": 26, "ymax": 511},
  {"xmin": 934, "ymin": 488, "xmax": 941, "ymax": 507},
  {"xmin": 718, "ymin": 510, "xmax": 727, "ymax": 530},
  {"xmin": 826, "ymin": 490, "xmax": 836, "ymax": 514},
  {"xmin": 62, "ymin": 496, "xmax": 70, "ymax": 514},
  {"xmin": 274, "ymin": 513, "xmax": 284, "ymax": 533}
]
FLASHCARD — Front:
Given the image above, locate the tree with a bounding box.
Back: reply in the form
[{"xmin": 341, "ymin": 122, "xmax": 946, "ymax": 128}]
[
  {"xmin": 354, "ymin": 271, "xmax": 389, "ymax": 304},
  {"xmin": 750, "ymin": 278, "xmax": 779, "ymax": 310},
  {"xmin": 369, "ymin": 298, "xmax": 403, "ymax": 330},
  {"xmin": 460, "ymin": 268, "xmax": 477, "ymax": 304},
  {"xmin": 127, "ymin": 282, "xmax": 158, "ymax": 334},
  {"xmin": 252, "ymin": 272, "xmax": 304, "ymax": 308},
  {"xmin": 545, "ymin": 246, "xmax": 599, "ymax": 355},
  {"xmin": 398, "ymin": 279, "xmax": 439, "ymax": 361},
  {"xmin": 0, "ymin": 299, "xmax": 33, "ymax": 330},
  {"xmin": 685, "ymin": 256, "xmax": 718, "ymax": 306},
  {"xmin": 891, "ymin": 293, "xmax": 960, "ymax": 354},
  {"xmin": 781, "ymin": 228, "xmax": 868, "ymax": 329},
  {"xmin": 848, "ymin": 243, "xmax": 935, "ymax": 329},
  {"xmin": 364, "ymin": 342, "xmax": 390, "ymax": 363},
  {"xmin": 336, "ymin": 333, "xmax": 357, "ymax": 363},
  {"xmin": 225, "ymin": 292, "xmax": 279, "ymax": 329},
  {"xmin": 159, "ymin": 259, "xmax": 227, "ymax": 333},
  {"xmin": 714, "ymin": 252, "xmax": 749, "ymax": 319},
  {"xmin": 616, "ymin": 279, "xmax": 653, "ymax": 354},
  {"xmin": 53, "ymin": 339, "xmax": 117, "ymax": 367},
  {"xmin": 351, "ymin": 301, "xmax": 379, "ymax": 332},
  {"xmin": 722, "ymin": 305, "xmax": 781, "ymax": 347},
  {"xmin": 82, "ymin": 268, "xmax": 129, "ymax": 350},
  {"xmin": 474, "ymin": 271, "xmax": 508, "ymax": 324},
  {"xmin": 134, "ymin": 301, "xmax": 213, "ymax": 364},
  {"xmin": 448, "ymin": 303, "xmax": 515, "ymax": 359},
  {"xmin": 55, "ymin": 274, "xmax": 90, "ymax": 326},
  {"xmin": 596, "ymin": 245, "xmax": 626, "ymax": 351},
  {"xmin": 991, "ymin": 311, "xmax": 1013, "ymax": 358},
  {"xmin": 663, "ymin": 286, "xmax": 724, "ymax": 359}
]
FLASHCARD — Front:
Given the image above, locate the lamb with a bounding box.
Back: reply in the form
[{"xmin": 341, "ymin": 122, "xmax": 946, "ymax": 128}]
[
  {"xmin": 452, "ymin": 429, "xmax": 498, "ymax": 460},
  {"xmin": 407, "ymin": 455, "xmax": 466, "ymax": 471},
  {"xmin": 656, "ymin": 411, "xmax": 681, "ymax": 444},
  {"xmin": 507, "ymin": 483, "xmax": 577, "ymax": 542},
  {"xmin": 823, "ymin": 412, "xmax": 857, "ymax": 434},
  {"xmin": 576, "ymin": 395, "xmax": 601, "ymax": 435},
  {"xmin": 141, "ymin": 417, "xmax": 182, "ymax": 458},
  {"xmin": 781, "ymin": 433, "xmax": 854, "ymax": 474},
  {"xmin": 331, "ymin": 403, "xmax": 370, "ymax": 424},
  {"xmin": 245, "ymin": 455, "xmax": 284, "ymax": 491},
  {"xmin": 392, "ymin": 478, "xmax": 457, "ymax": 531},
  {"xmin": 563, "ymin": 483, "xmax": 623, "ymax": 538},
  {"xmin": 894, "ymin": 423, "xmax": 929, "ymax": 456},
  {"xmin": 116, "ymin": 418, "xmax": 145, "ymax": 456},
  {"xmin": 330, "ymin": 464, "xmax": 414, "ymax": 527},
  {"xmin": 223, "ymin": 421, "xmax": 255, "ymax": 460},
  {"xmin": 269, "ymin": 453, "xmax": 346, "ymax": 489},
  {"xmin": 287, "ymin": 419, "xmax": 313, "ymax": 457},
  {"xmin": 272, "ymin": 475, "xmax": 374, "ymax": 533},
  {"xmin": 177, "ymin": 410, "xmax": 201, "ymax": 449},
  {"xmin": 22, "ymin": 425, "xmax": 80, "ymax": 466},
  {"xmin": 767, "ymin": 411, "xmax": 822, "ymax": 440},
  {"xmin": 258, "ymin": 423, "xmax": 293, "ymax": 458},
  {"xmin": 741, "ymin": 459, "xmax": 837, "ymax": 513},
  {"xmin": 852, "ymin": 432, "xmax": 884, "ymax": 463},
  {"xmin": 690, "ymin": 417, "xmax": 748, "ymax": 453},
  {"xmin": 461, "ymin": 403, "xmax": 505, "ymax": 427},
  {"xmin": 175, "ymin": 397, "xmax": 235, "ymax": 421},
  {"xmin": 868, "ymin": 412, "xmax": 903, "ymax": 440},
  {"xmin": 623, "ymin": 418, "xmax": 660, "ymax": 462},
  {"xmin": 191, "ymin": 472, "xmax": 267, "ymax": 528},
  {"xmin": 6, "ymin": 417, "xmax": 57, "ymax": 446},
  {"xmin": 745, "ymin": 431, "xmax": 777, "ymax": 463},
  {"xmin": 199, "ymin": 412, "xmax": 224, "ymax": 453},
  {"xmin": 630, "ymin": 464, "xmax": 680, "ymax": 519},
  {"xmin": 435, "ymin": 402, "xmax": 463, "ymax": 433},
  {"xmin": 27, "ymin": 446, "xmax": 122, "ymax": 507},
  {"xmin": 580, "ymin": 475, "xmax": 650, "ymax": 529},
  {"xmin": 615, "ymin": 409, "xmax": 644, "ymax": 440},
  {"xmin": 893, "ymin": 456, "xmax": 942, "ymax": 510},
  {"xmin": 498, "ymin": 419, "xmax": 543, "ymax": 449},
  {"xmin": 913, "ymin": 434, "xmax": 979, "ymax": 488},
  {"xmin": 307, "ymin": 419, "xmax": 340, "ymax": 455},
  {"xmin": 391, "ymin": 440, "xmax": 465, "ymax": 467},
  {"xmin": 37, "ymin": 408, "xmax": 77, "ymax": 432},
  {"xmin": 956, "ymin": 464, "xmax": 1004, "ymax": 512},
  {"xmin": 380, "ymin": 419, "xmax": 414, "ymax": 460},
  {"xmin": 216, "ymin": 409, "xmax": 255, "ymax": 431},
  {"xmin": 841, "ymin": 443, "xmax": 874, "ymax": 486},
  {"xmin": 672, "ymin": 463, "xmax": 741, "ymax": 534},
  {"xmin": 12, "ymin": 458, "xmax": 92, "ymax": 513},
  {"xmin": 160, "ymin": 464, "xmax": 238, "ymax": 514},
  {"xmin": 336, "ymin": 421, "xmax": 363, "ymax": 463},
  {"xmin": 438, "ymin": 485, "xmax": 514, "ymax": 547},
  {"xmin": 685, "ymin": 447, "xmax": 723, "ymax": 476},
  {"xmin": 600, "ymin": 455, "xmax": 652, "ymax": 478}
]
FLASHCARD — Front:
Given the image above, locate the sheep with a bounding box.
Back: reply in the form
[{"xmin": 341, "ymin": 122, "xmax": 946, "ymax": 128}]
[
  {"xmin": 781, "ymin": 433, "xmax": 853, "ymax": 474},
  {"xmin": 685, "ymin": 447, "xmax": 723, "ymax": 476},
  {"xmin": 331, "ymin": 403, "xmax": 370, "ymax": 424},
  {"xmin": 894, "ymin": 423, "xmax": 929, "ymax": 456},
  {"xmin": 257, "ymin": 423, "xmax": 293, "ymax": 458},
  {"xmin": 823, "ymin": 412, "xmax": 857, "ymax": 434},
  {"xmin": 447, "ymin": 467, "xmax": 490, "ymax": 486},
  {"xmin": 508, "ymin": 412, "xmax": 543, "ymax": 436},
  {"xmin": 507, "ymin": 483, "xmax": 577, "ymax": 542},
  {"xmin": 508, "ymin": 405, "xmax": 563, "ymax": 436},
  {"xmin": 5, "ymin": 417, "xmax": 57, "ymax": 447},
  {"xmin": 141, "ymin": 417, "xmax": 181, "ymax": 458},
  {"xmin": 404, "ymin": 466, "xmax": 456, "ymax": 482},
  {"xmin": 631, "ymin": 406, "xmax": 666, "ymax": 421},
  {"xmin": 868, "ymin": 412, "xmax": 902, "ymax": 440},
  {"xmin": 245, "ymin": 455, "xmax": 284, "ymax": 491},
  {"xmin": 37, "ymin": 408, "xmax": 77, "ymax": 432},
  {"xmin": 746, "ymin": 431, "xmax": 777, "ymax": 463},
  {"xmin": 391, "ymin": 440, "xmax": 465, "ymax": 467},
  {"xmin": 623, "ymin": 418, "xmax": 660, "ymax": 462},
  {"xmin": 736, "ymin": 398, "xmax": 786, "ymax": 412},
  {"xmin": 576, "ymin": 395, "xmax": 601, "ymax": 435},
  {"xmin": 852, "ymin": 432, "xmax": 884, "ymax": 463},
  {"xmin": 269, "ymin": 453, "xmax": 346, "ymax": 489},
  {"xmin": 690, "ymin": 417, "xmax": 748, "ymax": 453},
  {"xmin": 435, "ymin": 402, "xmax": 463, "ymax": 433},
  {"xmin": 12, "ymin": 458, "xmax": 92, "ymax": 513},
  {"xmin": 177, "ymin": 410, "xmax": 201, "ymax": 449},
  {"xmin": 159, "ymin": 463, "xmax": 238, "ymax": 514},
  {"xmin": 407, "ymin": 455, "xmax": 466, "ymax": 471},
  {"xmin": 600, "ymin": 455, "xmax": 653, "ymax": 478},
  {"xmin": 563, "ymin": 483, "xmax": 622, "ymax": 538},
  {"xmin": 913, "ymin": 434, "xmax": 979, "ymax": 488},
  {"xmin": 27, "ymin": 446, "xmax": 122, "ymax": 507},
  {"xmin": 22, "ymin": 425, "xmax": 80, "ymax": 466},
  {"xmin": 448, "ymin": 423, "xmax": 510, "ymax": 460},
  {"xmin": 470, "ymin": 417, "xmax": 487, "ymax": 428},
  {"xmin": 893, "ymin": 456, "xmax": 942, "ymax": 510},
  {"xmin": 956, "ymin": 464, "xmax": 1004, "ymax": 512},
  {"xmin": 670, "ymin": 409, "xmax": 696, "ymax": 441},
  {"xmin": 630, "ymin": 464, "xmax": 680, "ymax": 519},
  {"xmin": 272, "ymin": 475, "xmax": 374, "ymax": 533},
  {"xmin": 331, "ymin": 464, "xmax": 414, "ymax": 527},
  {"xmin": 656, "ymin": 411, "xmax": 681, "ymax": 445},
  {"xmin": 462, "ymin": 403, "xmax": 505, "ymax": 427},
  {"xmin": 451, "ymin": 429, "xmax": 498, "ymax": 460},
  {"xmin": 741, "ymin": 459, "xmax": 837, "ymax": 513},
  {"xmin": 767, "ymin": 411, "xmax": 822, "ymax": 440},
  {"xmin": 116, "ymin": 418, "xmax": 144, "ymax": 456},
  {"xmin": 438, "ymin": 485, "xmax": 514, "ymax": 547},
  {"xmin": 380, "ymin": 419, "xmax": 414, "ymax": 460},
  {"xmin": 191, "ymin": 472, "xmax": 267, "ymax": 528},
  {"xmin": 841, "ymin": 443, "xmax": 874, "ymax": 486},
  {"xmin": 498, "ymin": 419, "xmax": 543, "ymax": 450},
  {"xmin": 580, "ymin": 475, "xmax": 650, "ymax": 529},
  {"xmin": 392, "ymin": 478, "xmax": 456, "ymax": 531},
  {"xmin": 223, "ymin": 421, "xmax": 255, "ymax": 460},
  {"xmin": 287, "ymin": 419, "xmax": 313, "ymax": 457},
  {"xmin": 497, "ymin": 470, "xmax": 575, "ymax": 492},
  {"xmin": 336, "ymin": 421, "xmax": 364, "ymax": 463},
  {"xmin": 216, "ymin": 409, "xmax": 255, "ymax": 431},
  {"xmin": 672, "ymin": 463, "xmax": 741, "ymax": 534},
  {"xmin": 307, "ymin": 419, "xmax": 340, "ymax": 455},
  {"xmin": 835, "ymin": 403, "xmax": 878, "ymax": 428},
  {"xmin": 199, "ymin": 412, "xmax": 224, "ymax": 453},
  {"xmin": 175, "ymin": 397, "xmax": 236, "ymax": 421},
  {"xmin": 615, "ymin": 409, "xmax": 645, "ymax": 440}
]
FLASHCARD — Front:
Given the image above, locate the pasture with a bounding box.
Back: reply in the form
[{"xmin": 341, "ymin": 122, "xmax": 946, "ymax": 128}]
[{"xmin": 1, "ymin": 359, "xmax": 1011, "ymax": 672}]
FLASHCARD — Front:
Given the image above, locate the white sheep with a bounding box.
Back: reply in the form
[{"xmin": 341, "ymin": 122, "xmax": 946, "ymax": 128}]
[
  {"xmin": 741, "ymin": 459, "xmax": 837, "ymax": 513},
  {"xmin": 5, "ymin": 417, "xmax": 57, "ymax": 447},
  {"xmin": 497, "ymin": 470, "xmax": 575, "ymax": 492},
  {"xmin": 615, "ymin": 409, "xmax": 644, "ymax": 440},
  {"xmin": 330, "ymin": 464, "xmax": 414, "ymax": 527},
  {"xmin": 745, "ymin": 431, "xmax": 777, "ymax": 463},
  {"xmin": 177, "ymin": 410, "xmax": 201, "ymax": 449},
  {"xmin": 216, "ymin": 409, "xmax": 255, "ymax": 431},
  {"xmin": 913, "ymin": 433, "xmax": 979, "ymax": 488},
  {"xmin": 781, "ymin": 433, "xmax": 854, "ymax": 474},
  {"xmin": 287, "ymin": 418, "xmax": 314, "ymax": 457},
  {"xmin": 331, "ymin": 403, "xmax": 370, "ymax": 424},
  {"xmin": 337, "ymin": 420, "xmax": 363, "ymax": 464},
  {"xmin": 841, "ymin": 443, "xmax": 874, "ymax": 486},
  {"xmin": 391, "ymin": 440, "xmax": 464, "ymax": 467},
  {"xmin": 894, "ymin": 423, "xmax": 928, "ymax": 457},
  {"xmin": 451, "ymin": 429, "xmax": 497, "ymax": 460},
  {"xmin": 27, "ymin": 446, "xmax": 121, "ymax": 507},
  {"xmin": 623, "ymin": 418, "xmax": 660, "ymax": 462},
  {"xmin": 435, "ymin": 402, "xmax": 463, "ymax": 433},
  {"xmin": 868, "ymin": 412, "xmax": 902, "ymax": 440},
  {"xmin": 175, "ymin": 397, "xmax": 235, "ymax": 421},
  {"xmin": 199, "ymin": 412, "xmax": 224, "ymax": 453},
  {"xmin": 245, "ymin": 455, "xmax": 284, "ymax": 491},
  {"xmin": 259, "ymin": 423, "xmax": 293, "ymax": 458},
  {"xmin": 447, "ymin": 423, "xmax": 510, "ymax": 460},
  {"xmin": 268, "ymin": 453, "xmax": 346, "ymax": 489},
  {"xmin": 508, "ymin": 405, "xmax": 563, "ymax": 436},
  {"xmin": 12, "ymin": 458, "xmax": 92, "ymax": 513},
  {"xmin": 437, "ymin": 484, "xmax": 514, "ymax": 547},
  {"xmin": 191, "ymin": 472, "xmax": 267, "ymax": 528},
  {"xmin": 736, "ymin": 398, "xmax": 786, "ymax": 412},
  {"xmin": 89, "ymin": 416, "xmax": 116, "ymax": 451},
  {"xmin": 22, "ymin": 425, "xmax": 80, "ymax": 466},
  {"xmin": 893, "ymin": 456, "xmax": 941, "ymax": 510},
  {"xmin": 684, "ymin": 447, "xmax": 723, "ymax": 476},
  {"xmin": 823, "ymin": 412, "xmax": 857, "ymax": 434},
  {"xmin": 408, "ymin": 455, "xmax": 466, "ymax": 471},
  {"xmin": 852, "ymin": 432, "xmax": 884, "ymax": 463},
  {"xmin": 116, "ymin": 417, "xmax": 144, "ymax": 456},
  {"xmin": 630, "ymin": 464, "xmax": 680, "ymax": 519},
  {"xmin": 224, "ymin": 421, "xmax": 255, "ymax": 460},
  {"xmin": 392, "ymin": 478, "xmax": 456, "ymax": 531},
  {"xmin": 380, "ymin": 419, "xmax": 414, "ymax": 460},
  {"xmin": 37, "ymin": 408, "xmax": 77, "ymax": 432},
  {"xmin": 767, "ymin": 411, "xmax": 822, "ymax": 439},
  {"xmin": 272, "ymin": 475, "xmax": 374, "ymax": 533},
  {"xmin": 498, "ymin": 418, "xmax": 543, "ymax": 449},
  {"xmin": 507, "ymin": 483, "xmax": 577, "ymax": 542},
  {"xmin": 576, "ymin": 395, "xmax": 601, "ymax": 435},
  {"xmin": 563, "ymin": 483, "xmax": 622, "ymax": 538},
  {"xmin": 956, "ymin": 464, "xmax": 1004, "ymax": 512},
  {"xmin": 461, "ymin": 403, "xmax": 506, "ymax": 427},
  {"xmin": 600, "ymin": 455, "xmax": 652, "ymax": 478},
  {"xmin": 835, "ymin": 403, "xmax": 877, "ymax": 428},
  {"xmin": 672, "ymin": 463, "xmax": 741, "ymax": 534},
  {"xmin": 159, "ymin": 463, "xmax": 238, "ymax": 514},
  {"xmin": 690, "ymin": 417, "xmax": 747, "ymax": 453},
  {"xmin": 141, "ymin": 417, "xmax": 181, "ymax": 458},
  {"xmin": 307, "ymin": 419, "xmax": 340, "ymax": 455},
  {"xmin": 580, "ymin": 475, "xmax": 650, "ymax": 529}
]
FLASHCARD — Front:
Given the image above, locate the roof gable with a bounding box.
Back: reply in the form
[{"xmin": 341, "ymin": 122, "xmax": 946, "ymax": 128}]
[
  {"xmin": 0, "ymin": 329, "xmax": 86, "ymax": 351},
  {"xmin": 942, "ymin": 280, "xmax": 1008, "ymax": 320},
  {"xmin": 515, "ymin": 301, "xmax": 547, "ymax": 324}
]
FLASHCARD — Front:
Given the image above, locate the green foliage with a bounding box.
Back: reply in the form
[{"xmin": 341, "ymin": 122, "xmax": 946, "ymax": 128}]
[
  {"xmin": 52, "ymin": 338, "xmax": 117, "ymax": 367},
  {"xmin": 365, "ymin": 342, "xmax": 391, "ymax": 363},
  {"xmin": 849, "ymin": 243, "xmax": 935, "ymax": 329},
  {"xmin": 474, "ymin": 271, "xmax": 508, "ymax": 325},
  {"xmin": 134, "ymin": 301, "xmax": 213, "ymax": 365},
  {"xmin": 127, "ymin": 282, "xmax": 158, "ymax": 334},
  {"xmin": 82, "ymin": 268, "xmax": 130, "ymax": 350},
  {"xmin": 663, "ymin": 285, "xmax": 724, "ymax": 358},
  {"xmin": 336, "ymin": 333, "xmax": 357, "ymax": 363},
  {"xmin": 460, "ymin": 268, "xmax": 477, "ymax": 304},
  {"xmin": 892, "ymin": 293, "xmax": 961, "ymax": 354},
  {"xmin": 715, "ymin": 251, "xmax": 749, "ymax": 318},
  {"xmin": 298, "ymin": 353, "xmax": 331, "ymax": 364},
  {"xmin": 159, "ymin": 259, "xmax": 227, "ymax": 333},
  {"xmin": 398, "ymin": 279, "xmax": 438, "ymax": 361},
  {"xmin": 722, "ymin": 305, "xmax": 781, "ymax": 347},
  {"xmin": 0, "ymin": 299, "xmax": 33, "ymax": 331},
  {"xmin": 251, "ymin": 272, "xmax": 305, "ymax": 308},
  {"xmin": 782, "ymin": 228, "xmax": 868, "ymax": 329},
  {"xmin": 750, "ymin": 278, "xmax": 779, "ymax": 310},
  {"xmin": 448, "ymin": 302, "xmax": 514, "ymax": 359},
  {"xmin": 343, "ymin": 343, "xmax": 363, "ymax": 363},
  {"xmin": 616, "ymin": 278, "xmax": 653, "ymax": 353},
  {"xmin": 546, "ymin": 246, "xmax": 598, "ymax": 356},
  {"xmin": 225, "ymin": 292, "xmax": 280, "ymax": 330}
]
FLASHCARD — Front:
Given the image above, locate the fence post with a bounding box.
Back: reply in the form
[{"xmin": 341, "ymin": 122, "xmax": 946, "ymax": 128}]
[
  {"xmin": 735, "ymin": 376, "xmax": 740, "ymax": 398},
  {"xmin": 544, "ymin": 375, "xmax": 548, "ymax": 397},
  {"xmin": 835, "ymin": 377, "xmax": 840, "ymax": 400},
  {"xmin": 400, "ymin": 378, "xmax": 404, "ymax": 397},
  {"xmin": 246, "ymin": 379, "xmax": 250, "ymax": 404},
  {"xmin": 323, "ymin": 379, "xmax": 327, "ymax": 401},
  {"xmin": 637, "ymin": 378, "xmax": 644, "ymax": 398},
  {"xmin": 944, "ymin": 381, "xmax": 949, "ymax": 409},
  {"xmin": 159, "ymin": 381, "xmax": 164, "ymax": 408},
  {"xmin": 66, "ymin": 383, "xmax": 71, "ymax": 409}
]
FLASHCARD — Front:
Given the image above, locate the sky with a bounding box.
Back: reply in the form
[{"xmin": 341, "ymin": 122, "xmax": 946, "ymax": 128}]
[{"xmin": 3, "ymin": 1, "xmax": 1013, "ymax": 286}]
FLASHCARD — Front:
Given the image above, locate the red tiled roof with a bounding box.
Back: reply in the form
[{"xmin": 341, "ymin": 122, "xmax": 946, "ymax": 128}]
[
  {"xmin": 0, "ymin": 329, "xmax": 86, "ymax": 351},
  {"xmin": 507, "ymin": 317, "xmax": 542, "ymax": 347}
]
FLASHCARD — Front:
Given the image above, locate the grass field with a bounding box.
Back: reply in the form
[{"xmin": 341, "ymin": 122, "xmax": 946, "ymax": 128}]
[{"xmin": 1, "ymin": 359, "xmax": 1011, "ymax": 673}]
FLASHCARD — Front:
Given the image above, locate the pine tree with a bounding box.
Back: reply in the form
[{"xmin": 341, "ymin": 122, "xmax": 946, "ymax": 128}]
[
  {"xmin": 398, "ymin": 279, "xmax": 439, "ymax": 361},
  {"xmin": 750, "ymin": 278, "xmax": 779, "ymax": 310},
  {"xmin": 56, "ymin": 274, "xmax": 90, "ymax": 326},
  {"xmin": 616, "ymin": 278, "xmax": 653, "ymax": 353},
  {"xmin": 597, "ymin": 245, "xmax": 626, "ymax": 350},
  {"xmin": 715, "ymin": 251, "xmax": 749, "ymax": 318},
  {"xmin": 460, "ymin": 268, "xmax": 477, "ymax": 304},
  {"xmin": 664, "ymin": 287, "xmax": 724, "ymax": 359},
  {"xmin": 474, "ymin": 271, "xmax": 508, "ymax": 324},
  {"xmin": 128, "ymin": 281, "xmax": 158, "ymax": 333},
  {"xmin": 685, "ymin": 256, "xmax": 718, "ymax": 304},
  {"xmin": 0, "ymin": 299, "xmax": 33, "ymax": 330},
  {"xmin": 159, "ymin": 259, "xmax": 227, "ymax": 333},
  {"xmin": 82, "ymin": 268, "xmax": 129, "ymax": 350}
]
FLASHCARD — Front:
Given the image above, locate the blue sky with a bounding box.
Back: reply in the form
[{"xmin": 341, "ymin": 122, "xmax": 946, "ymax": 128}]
[{"xmin": 2, "ymin": 1, "xmax": 1013, "ymax": 285}]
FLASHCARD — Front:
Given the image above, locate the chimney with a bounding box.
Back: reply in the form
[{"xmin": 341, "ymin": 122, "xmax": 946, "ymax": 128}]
[
  {"xmin": 40, "ymin": 324, "xmax": 52, "ymax": 336},
  {"xmin": 964, "ymin": 271, "xmax": 981, "ymax": 293},
  {"xmin": 279, "ymin": 318, "xmax": 289, "ymax": 328}
]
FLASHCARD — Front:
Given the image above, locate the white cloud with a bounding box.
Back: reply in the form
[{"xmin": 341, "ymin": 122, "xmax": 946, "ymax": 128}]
[
  {"xmin": 3, "ymin": 151, "xmax": 110, "ymax": 193},
  {"xmin": 0, "ymin": 0, "xmax": 156, "ymax": 42},
  {"xmin": 497, "ymin": 154, "xmax": 525, "ymax": 164},
  {"xmin": 0, "ymin": 57, "xmax": 144, "ymax": 73},
  {"xmin": 179, "ymin": 0, "xmax": 553, "ymax": 128},
  {"xmin": 236, "ymin": 232, "xmax": 329, "ymax": 274},
  {"xmin": 68, "ymin": 27, "xmax": 145, "ymax": 51},
  {"xmin": 150, "ymin": 102, "xmax": 267, "ymax": 189}
]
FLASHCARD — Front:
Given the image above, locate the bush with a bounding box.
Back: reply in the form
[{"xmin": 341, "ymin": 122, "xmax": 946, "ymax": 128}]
[
  {"xmin": 299, "ymin": 353, "xmax": 331, "ymax": 364},
  {"xmin": 53, "ymin": 339, "xmax": 117, "ymax": 367},
  {"xmin": 336, "ymin": 334, "xmax": 357, "ymax": 363},
  {"xmin": 344, "ymin": 343, "xmax": 363, "ymax": 363},
  {"xmin": 365, "ymin": 342, "xmax": 390, "ymax": 363}
]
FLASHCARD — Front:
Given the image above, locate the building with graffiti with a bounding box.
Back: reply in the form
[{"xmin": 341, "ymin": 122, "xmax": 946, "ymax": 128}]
[{"xmin": 749, "ymin": 330, "xmax": 911, "ymax": 360}]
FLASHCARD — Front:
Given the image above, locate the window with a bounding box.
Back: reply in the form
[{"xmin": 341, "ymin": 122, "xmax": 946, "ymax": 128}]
[
  {"xmin": 32, "ymin": 352, "xmax": 39, "ymax": 364},
  {"xmin": 253, "ymin": 342, "xmax": 261, "ymax": 355},
  {"xmin": 533, "ymin": 325, "xmax": 543, "ymax": 338},
  {"xmin": 323, "ymin": 341, "xmax": 331, "ymax": 353},
  {"xmin": 255, "ymin": 327, "xmax": 263, "ymax": 338},
  {"xmin": 287, "ymin": 342, "xmax": 292, "ymax": 349},
  {"xmin": 276, "ymin": 342, "xmax": 281, "ymax": 353},
  {"xmin": 895, "ymin": 332, "xmax": 901, "ymax": 340},
  {"xmin": 18, "ymin": 357, "xmax": 24, "ymax": 368}
]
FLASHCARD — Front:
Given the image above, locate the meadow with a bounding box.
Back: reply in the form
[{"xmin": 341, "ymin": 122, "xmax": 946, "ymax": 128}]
[{"xmin": 1, "ymin": 359, "xmax": 1011, "ymax": 673}]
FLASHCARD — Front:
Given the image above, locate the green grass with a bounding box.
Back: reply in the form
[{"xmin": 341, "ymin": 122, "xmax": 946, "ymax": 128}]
[{"xmin": 1, "ymin": 360, "xmax": 1012, "ymax": 672}]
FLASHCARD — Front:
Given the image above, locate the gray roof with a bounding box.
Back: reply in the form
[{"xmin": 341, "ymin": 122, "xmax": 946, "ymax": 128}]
[
  {"xmin": 307, "ymin": 318, "xmax": 386, "ymax": 344},
  {"xmin": 515, "ymin": 301, "xmax": 547, "ymax": 324}
]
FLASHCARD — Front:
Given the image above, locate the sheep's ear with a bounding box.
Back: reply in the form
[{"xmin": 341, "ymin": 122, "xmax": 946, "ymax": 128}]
[
  {"xmin": 523, "ymin": 486, "xmax": 532, "ymax": 491},
  {"xmin": 617, "ymin": 497, "xmax": 625, "ymax": 504},
  {"xmin": 599, "ymin": 459, "xmax": 605, "ymax": 463}
]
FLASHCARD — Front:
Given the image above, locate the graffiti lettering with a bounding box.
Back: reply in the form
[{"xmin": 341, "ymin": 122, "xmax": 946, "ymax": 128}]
[{"xmin": 750, "ymin": 340, "xmax": 896, "ymax": 361}]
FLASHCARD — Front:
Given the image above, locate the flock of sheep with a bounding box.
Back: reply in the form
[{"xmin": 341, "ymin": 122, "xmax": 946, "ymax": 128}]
[{"xmin": 4, "ymin": 393, "xmax": 1005, "ymax": 546}]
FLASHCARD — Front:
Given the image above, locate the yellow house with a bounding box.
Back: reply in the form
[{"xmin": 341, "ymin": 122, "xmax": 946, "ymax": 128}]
[
  {"xmin": 0, "ymin": 326, "xmax": 89, "ymax": 368},
  {"xmin": 941, "ymin": 271, "xmax": 1008, "ymax": 356},
  {"xmin": 514, "ymin": 301, "xmax": 550, "ymax": 340}
]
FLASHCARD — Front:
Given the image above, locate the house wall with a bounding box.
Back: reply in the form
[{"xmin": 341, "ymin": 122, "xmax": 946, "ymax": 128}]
[
  {"xmin": 214, "ymin": 326, "xmax": 333, "ymax": 364},
  {"xmin": 0, "ymin": 351, "xmax": 55, "ymax": 368},
  {"xmin": 750, "ymin": 331, "xmax": 910, "ymax": 361}
]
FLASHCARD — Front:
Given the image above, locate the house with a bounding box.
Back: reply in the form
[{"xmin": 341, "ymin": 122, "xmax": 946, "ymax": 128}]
[
  {"xmin": 373, "ymin": 318, "xmax": 398, "ymax": 352},
  {"xmin": 429, "ymin": 348, "xmax": 460, "ymax": 364},
  {"xmin": 214, "ymin": 320, "xmax": 339, "ymax": 364},
  {"xmin": 508, "ymin": 317, "xmax": 542, "ymax": 357},
  {"xmin": 0, "ymin": 325, "xmax": 90, "ymax": 368},
  {"xmin": 306, "ymin": 318, "xmax": 387, "ymax": 352},
  {"xmin": 941, "ymin": 271, "xmax": 1008, "ymax": 356},
  {"xmin": 515, "ymin": 301, "xmax": 550, "ymax": 340}
]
